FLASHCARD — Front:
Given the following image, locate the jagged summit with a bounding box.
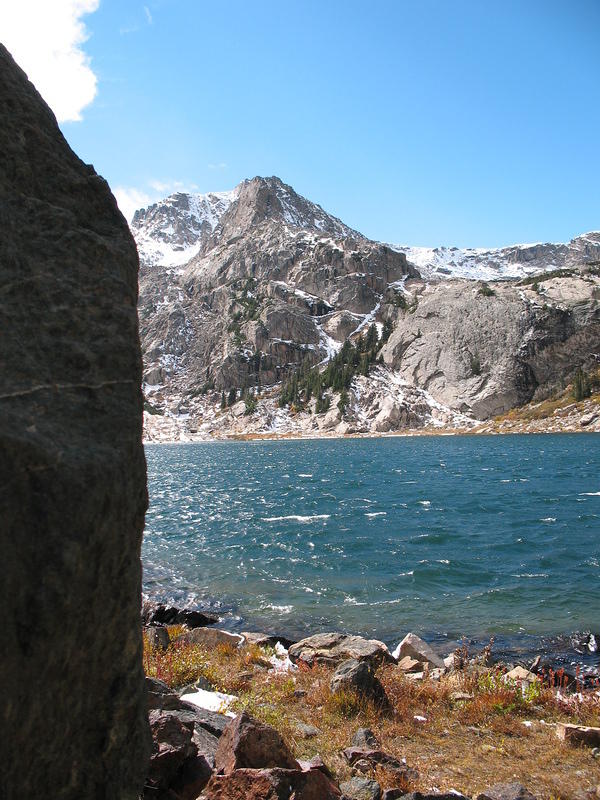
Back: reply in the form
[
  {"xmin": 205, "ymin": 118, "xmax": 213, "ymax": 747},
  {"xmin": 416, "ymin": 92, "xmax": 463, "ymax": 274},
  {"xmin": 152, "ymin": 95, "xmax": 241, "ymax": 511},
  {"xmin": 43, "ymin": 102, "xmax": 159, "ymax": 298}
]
[
  {"xmin": 132, "ymin": 176, "xmax": 363, "ymax": 269},
  {"xmin": 216, "ymin": 176, "xmax": 363, "ymax": 241}
]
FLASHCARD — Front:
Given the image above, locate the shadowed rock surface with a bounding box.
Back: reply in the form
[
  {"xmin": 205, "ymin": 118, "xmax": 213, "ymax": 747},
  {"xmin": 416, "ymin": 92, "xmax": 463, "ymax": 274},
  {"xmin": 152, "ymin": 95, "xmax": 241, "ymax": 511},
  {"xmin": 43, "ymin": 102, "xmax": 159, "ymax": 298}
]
[{"xmin": 0, "ymin": 44, "xmax": 149, "ymax": 799}]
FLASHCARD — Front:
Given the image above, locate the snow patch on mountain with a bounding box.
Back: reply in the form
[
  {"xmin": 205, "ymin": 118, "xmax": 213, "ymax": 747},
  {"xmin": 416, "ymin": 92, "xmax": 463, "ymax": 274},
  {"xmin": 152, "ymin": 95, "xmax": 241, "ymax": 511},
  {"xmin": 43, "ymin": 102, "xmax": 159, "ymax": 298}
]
[
  {"xmin": 392, "ymin": 231, "xmax": 600, "ymax": 281},
  {"xmin": 132, "ymin": 189, "xmax": 237, "ymax": 267}
]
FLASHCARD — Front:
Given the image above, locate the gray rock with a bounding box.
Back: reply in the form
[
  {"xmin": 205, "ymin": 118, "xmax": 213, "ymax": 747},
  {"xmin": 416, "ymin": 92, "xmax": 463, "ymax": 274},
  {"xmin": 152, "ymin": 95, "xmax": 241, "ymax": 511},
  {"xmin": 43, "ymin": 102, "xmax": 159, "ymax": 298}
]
[
  {"xmin": 241, "ymin": 630, "xmax": 296, "ymax": 649},
  {"xmin": 296, "ymin": 722, "xmax": 322, "ymax": 738},
  {"xmin": 340, "ymin": 776, "xmax": 381, "ymax": 800},
  {"xmin": 175, "ymin": 627, "xmax": 245, "ymax": 649},
  {"xmin": 146, "ymin": 625, "xmax": 170, "ymax": 650},
  {"xmin": 400, "ymin": 794, "xmax": 470, "ymax": 800},
  {"xmin": 147, "ymin": 709, "xmax": 197, "ymax": 789},
  {"xmin": 0, "ymin": 43, "xmax": 149, "ymax": 799},
  {"xmin": 476, "ymin": 784, "xmax": 537, "ymax": 800},
  {"xmin": 142, "ymin": 601, "xmax": 218, "ymax": 628},
  {"xmin": 331, "ymin": 659, "xmax": 389, "ymax": 706},
  {"xmin": 289, "ymin": 631, "xmax": 393, "ymax": 666},
  {"xmin": 392, "ymin": 633, "xmax": 445, "ymax": 669},
  {"xmin": 352, "ymin": 728, "xmax": 380, "ymax": 749}
]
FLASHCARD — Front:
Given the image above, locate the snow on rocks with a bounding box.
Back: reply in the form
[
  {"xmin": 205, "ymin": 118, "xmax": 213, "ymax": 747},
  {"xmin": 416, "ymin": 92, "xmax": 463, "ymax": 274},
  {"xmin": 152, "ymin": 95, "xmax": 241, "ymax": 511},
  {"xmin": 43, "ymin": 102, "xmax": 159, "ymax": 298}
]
[{"xmin": 179, "ymin": 688, "xmax": 239, "ymax": 717}]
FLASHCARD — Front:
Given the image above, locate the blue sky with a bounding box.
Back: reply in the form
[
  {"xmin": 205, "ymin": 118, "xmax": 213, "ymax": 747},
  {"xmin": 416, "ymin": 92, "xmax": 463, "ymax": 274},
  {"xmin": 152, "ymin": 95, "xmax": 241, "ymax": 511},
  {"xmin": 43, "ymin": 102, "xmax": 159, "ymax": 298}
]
[{"xmin": 4, "ymin": 1, "xmax": 599, "ymax": 245}]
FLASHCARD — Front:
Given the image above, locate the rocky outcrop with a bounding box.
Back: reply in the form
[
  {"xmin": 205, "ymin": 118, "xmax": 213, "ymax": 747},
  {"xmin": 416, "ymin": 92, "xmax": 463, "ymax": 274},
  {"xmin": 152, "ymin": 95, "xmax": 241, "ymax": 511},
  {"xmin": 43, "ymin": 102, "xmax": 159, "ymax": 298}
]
[
  {"xmin": 0, "ymin": 44, "xmax": 149, "ymax": 798},
  {"xmin": 381, "ymin": 276, "xmax": 600, "ymax": 419}
]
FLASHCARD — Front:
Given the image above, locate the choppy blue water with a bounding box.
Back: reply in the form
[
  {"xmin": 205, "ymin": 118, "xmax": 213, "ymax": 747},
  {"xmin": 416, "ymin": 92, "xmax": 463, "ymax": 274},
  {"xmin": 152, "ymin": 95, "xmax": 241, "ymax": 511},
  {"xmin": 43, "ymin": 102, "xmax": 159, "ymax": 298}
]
[{"xmin": 143, "ymin": 434, "xmax": 600, "ymax": 667}]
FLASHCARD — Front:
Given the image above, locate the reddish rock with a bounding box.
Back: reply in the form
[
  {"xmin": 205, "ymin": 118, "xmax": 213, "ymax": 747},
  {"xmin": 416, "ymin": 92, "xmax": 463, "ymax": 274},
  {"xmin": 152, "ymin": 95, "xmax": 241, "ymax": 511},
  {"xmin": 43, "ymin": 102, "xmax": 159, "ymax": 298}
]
[
  {"xmin": 556, "ymin": 722, "xmax": 600, "ymax": 747},
  {"xmin": 215, "ymin": 712, "xmax": 299, "ymax": 774},
  {"xmin": 147, "ymin": 709, "xmax": 197, "ymax": 788},
  {"xmin": 203, "ymin": 767, "xmax": 341, "ymax": 799}
]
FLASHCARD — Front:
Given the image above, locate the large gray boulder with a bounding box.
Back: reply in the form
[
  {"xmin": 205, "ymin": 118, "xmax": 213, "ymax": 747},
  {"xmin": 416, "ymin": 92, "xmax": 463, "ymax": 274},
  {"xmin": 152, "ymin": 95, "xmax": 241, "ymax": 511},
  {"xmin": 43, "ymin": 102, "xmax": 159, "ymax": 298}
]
[
  {"xmin": 288, "ymin": 631, "xmax": 393, "ymax": 666},
  {"xmin": 0, "ymin": 44, "xmax": 150, "ymax": 798}
]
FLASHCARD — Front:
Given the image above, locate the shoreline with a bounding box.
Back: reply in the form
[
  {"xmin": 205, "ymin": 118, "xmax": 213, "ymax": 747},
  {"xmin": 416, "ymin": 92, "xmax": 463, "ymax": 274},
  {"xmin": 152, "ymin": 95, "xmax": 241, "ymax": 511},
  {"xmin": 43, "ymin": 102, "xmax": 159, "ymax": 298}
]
[
  {"xmin": 143, "ymin": 425, "xmax": 600, "ymax": 445},
  {"xmin": 142, "ymin": 595, "xmax": 600, "ymax": 679}
]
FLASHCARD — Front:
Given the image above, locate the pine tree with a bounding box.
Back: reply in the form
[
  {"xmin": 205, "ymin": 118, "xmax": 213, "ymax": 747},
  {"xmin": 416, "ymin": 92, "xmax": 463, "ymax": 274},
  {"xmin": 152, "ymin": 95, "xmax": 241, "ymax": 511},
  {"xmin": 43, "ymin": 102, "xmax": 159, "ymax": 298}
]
[
  {"xmin": 338, "ymin": 388, "xmax": 349, "ymax": 416},
  {"xmin": 381, "ymin": 318, "xmax": 393, "ymax": 344},
  {"xmin": 227, "ymin": 387, "xmax": 237, "ymax": 406},
  {"xmin": 220, "ymin": 391, "xmax": 226, "ymax": 410},
  {"xmin": 573, "ymin": 368, "xmax": 591, "ymax": 401}
]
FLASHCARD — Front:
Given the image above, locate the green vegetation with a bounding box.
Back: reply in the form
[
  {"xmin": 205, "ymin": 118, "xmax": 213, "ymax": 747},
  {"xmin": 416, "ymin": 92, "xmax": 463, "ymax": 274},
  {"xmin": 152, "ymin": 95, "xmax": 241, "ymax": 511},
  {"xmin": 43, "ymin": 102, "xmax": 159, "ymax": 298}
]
[
  {"xmin": 572, "ymin": 368, "xmax": 592, "ymax": 402},
  {"xmin": 278, "ymin": 323, "xmax": 382, "ymax": 413},
  {"xmin": 470, "ymin": 352, "xmax": 481, "ymax": 377},
  {"xmin": 244, "ymin": 393, "xmax": 258, "ymax": 415},
  {"xmin": 478, "ymin": 282, "xmax": 496, "ymax": 297},
  {"xmin": 143, "ymin": 399, "xmax": 162, "ymax": 416},
  {"xmin": 519, "ymin": 268, "xmax": 574, "ymax": 287}
]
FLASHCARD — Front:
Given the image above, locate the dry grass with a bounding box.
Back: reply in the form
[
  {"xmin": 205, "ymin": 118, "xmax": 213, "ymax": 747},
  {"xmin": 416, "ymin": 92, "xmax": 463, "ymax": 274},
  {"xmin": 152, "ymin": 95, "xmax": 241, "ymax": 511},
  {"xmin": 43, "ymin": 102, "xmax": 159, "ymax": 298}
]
[{"xmin": 144, "ymin": 633, "xmax": 600, "ymax": 799}]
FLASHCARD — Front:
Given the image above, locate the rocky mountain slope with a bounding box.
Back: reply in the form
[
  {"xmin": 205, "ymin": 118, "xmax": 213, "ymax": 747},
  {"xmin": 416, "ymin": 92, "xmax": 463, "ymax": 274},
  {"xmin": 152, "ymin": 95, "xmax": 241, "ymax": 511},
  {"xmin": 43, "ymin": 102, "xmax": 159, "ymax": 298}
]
[{"xmin": 133, "ymin": 177, "xmax": 600, "ymax": 439}]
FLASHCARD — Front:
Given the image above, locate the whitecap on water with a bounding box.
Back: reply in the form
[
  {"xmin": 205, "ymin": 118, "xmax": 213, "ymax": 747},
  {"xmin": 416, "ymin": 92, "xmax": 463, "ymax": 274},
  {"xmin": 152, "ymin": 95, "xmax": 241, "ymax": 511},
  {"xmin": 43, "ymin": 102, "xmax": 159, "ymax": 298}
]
[
  {"xmin": 262, "ymin": 514, "xmax": 330, "ymax": 523},
  {"xmin": 511, "ymin": 573, "xmax": 549, "ymax": 578},
  {"xmin": 579, "ymin": 491, "xmax": 600, "ymax": 496},
  {"xmin": 540, "ymin": 517, "xmax": 557, "ymax": 523},
  {"xmin": 365, "ymin": 511, "xmax": 387, "ymax": 517}
]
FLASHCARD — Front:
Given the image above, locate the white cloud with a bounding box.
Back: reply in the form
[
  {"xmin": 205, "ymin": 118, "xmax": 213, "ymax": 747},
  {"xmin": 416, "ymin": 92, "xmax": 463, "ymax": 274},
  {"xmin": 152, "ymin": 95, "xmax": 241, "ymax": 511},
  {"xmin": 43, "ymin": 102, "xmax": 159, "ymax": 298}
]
[
  {"xmin": 114, "ymin": 186, "xmax": 156, "ymax": 222},
  {"xmin": 143, "ymin": 5, "xmax": 153, "ymax": 24},
  {"xmin": 114, "ymin": 180, "xmax": 203, "ymax": 221},
  {"xmin": 208, "ymin": 162, "xmax": 228, "ymax": 170},
  {"xmin": 0, "ymin": 0, "xmax": 100, "ymax": 122}
]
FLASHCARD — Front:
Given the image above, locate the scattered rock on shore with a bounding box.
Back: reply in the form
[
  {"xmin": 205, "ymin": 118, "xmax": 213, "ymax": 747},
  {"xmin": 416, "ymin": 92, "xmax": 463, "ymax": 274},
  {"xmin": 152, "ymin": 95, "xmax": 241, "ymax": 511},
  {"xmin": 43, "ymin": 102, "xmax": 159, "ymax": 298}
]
[
  {"xmin": 202, "ymin": 765, "xmax": 342, "ymax": 799},
  {"xmin": 143, "ymin": 601, "xmax": 219, "ymax": 628},
  {"xmin": 175, "ymin": 627, "xmax": 245, "ymax": 649},
  {"xmin": 476, "ymin": 783, "xmax": 537, "ymax": 800},
  {"xmin": 392, "ymin": 632, "xmax": 445, "ymax": 669},
  {"xmin": 145, "ymin": 625, "xmax": 170, "ymax": 650},
  {"xmin": 340, "ymin": 776, "xmax": 381, "ymax": 799},
  {"xmin": 330, "ymin": 658, "xmax": 389, "ymax": 707},
  {"xmin": 556, "ymin": 723, "xmax": 600, "ymax": 748},
  {"xmin": 215, "ymin": 711, "xmax": 300, "ymax": 774},
  {"xmin": 288, "ymin": 632, "xmax": 393, "ymax": 666}
]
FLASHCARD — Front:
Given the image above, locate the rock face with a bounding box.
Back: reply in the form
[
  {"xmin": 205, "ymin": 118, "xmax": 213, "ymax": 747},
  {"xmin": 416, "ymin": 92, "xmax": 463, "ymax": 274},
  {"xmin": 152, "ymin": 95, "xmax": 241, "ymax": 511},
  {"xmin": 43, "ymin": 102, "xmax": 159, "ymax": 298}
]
[
  {"xmin": 0, "ymin": 44, "xmax": 149, "ymax": 799},
  {"xmin": 381, "ymin": 278, "xmax": 600, "ymax": 419}
]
